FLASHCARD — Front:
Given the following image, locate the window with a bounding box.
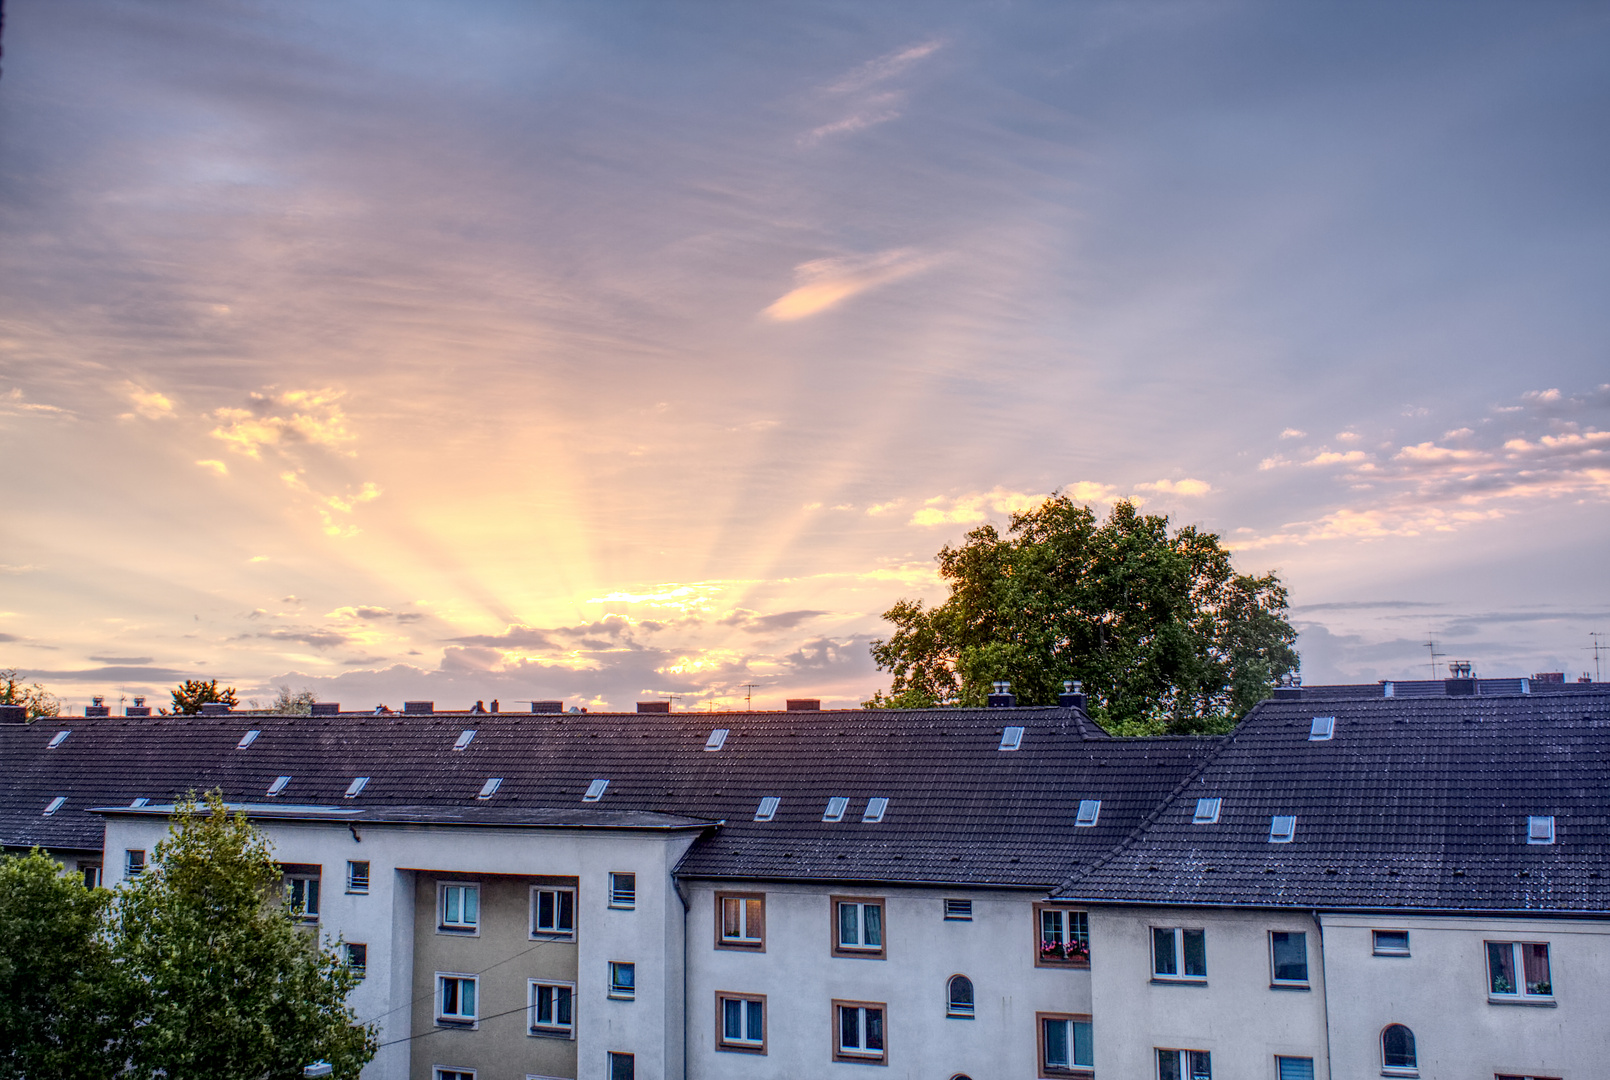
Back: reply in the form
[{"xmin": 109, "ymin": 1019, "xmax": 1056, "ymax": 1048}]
[
  {"xmin": 716, "ymin": 992, "xmax": 766, "ymax": 1053},
  {"xmin": 476, "ymin": 777, "xmax": 501, "ymax": 799},
  {"xmin": 267, "ymin": 775, "xmax": 291, "ymax": 796},
  {"xmin": 1269, "ymin": 815, "xmax": 1297, "ymax": 843},
  {"xmin": 532, "ymin": 887, "xmax": 576, "ymax": 937},
  {"xmin": 1038, "ymin": 905, "xmax": 1090, "ymax": 965},
  {"xmin": 1527, "ymin": 815, "xmax": 1555, "ymax": 844},
  {"xmin": 1496, "ymin": 1075, "xmax": 1563, "ymax": 1080},
  {"xmin": 236, "ymin": 729, "xmax": 260, "ymax": 749},
  {"xmin": 1152, "ymin": 927, "xmax": 1207, "ymax": 980},
  {"xmin": 129, "ymin": 797, "xmax": 150, "ymax": 807},
  {"xmin": 529, "ymin": 980, "xmax": 575, "ymax": 1038},
  {"xmin": 1192, "ymin": 797, "xmax": 1221, "ymax": 824},
  {"xmin": 607, "ymin": 1052, "xmax": 634, "ymax": 1080},
  {"xmin": 437, "ymin": 974, "xmax": 478, "ymax": 1024},
  {"xmin": 47, "ymin": 730, "xmax": 70, "ymax": 748},
  {"xmin": 1487, "ymin": 941, "xmax": 1552, "ymax": 999},
  {"xmin": 833, "ymin": 1000, "xmax": 886, "ymax": 1064},
  {"xmin": 1381, "ymin": 1024, "xmax": 1416, "ymax": 1073},
  {"xmin": 344, "ymin": 943, "xmax": 367, "ymax": 978},
  {"xmin": 81, "ymin": 863, "xmax": 102, "ymax": 889},
  {"xmin": 944, "ymin": 898, "xmax": 973, "ymax": 920},
  {"xmin": 999, "ymin": 725, "xmax": 1024, "ymax": 751},
  {"xmin": 286, "ymin": 873, "xmax": 321, "ymax": 920},
  {"xmin": 440, "ymin": 883, "xmax": 479, "ymax": 932},
  {"xmin": 1270, "ymin": 931, "xmax": 1308, "ymax": 985},
  {"xmin": 833, "ymin": 897, "xmax": 885, "ymax": 958},
  {"xmin": 704, "ymin": 728, "xmax": 729, "ymax": 751},
  {"xmin": 347, "ymin": 860, "xmax": 370, "ymax": 893},
  {"xmin": 610, "ymin": 872, "xmax": 636, "ymax": 908},
  {"xmin": 862, "ymin": 797, "xmax": 889, "ymax": 823},
  {"xmin": 1308, "ymin": 716, "xmax": 1335, "ymax": 740},
  {"xmin": 754, "ymin": 796, "xmax": 779, "ymax": 821},
  {"xmin": 946, "ymin": 974, "xmax": 974, "ymax": 1017},
  {"xmin": 1157, "ymin": 1049, "xmax": 1211, "ymax": 1080},
  {"xmin": 344, "ymin": 776, "xmax": 369, "ymax": 798},
  {"xmin": 1276, "ymin": 1057, "xmax": 1315, "ymax": 1080},
  {"xmin": 452, "ymin": 729, "xmax": 477, "ymax": 750},
  {"xmin": 1373, "ymin": 929, "xmax": 1410, "ymax": 956},
  {"xmin": 717, "ymin": 892, "xmax": 765, "ymax": 949},
  {"xmin": 43, "ymin": 796, "xmax": 66, "ymax": 816},
  {"xmin": 823, "ymin": 796, "xmax": 848, "ymax": 822},
  {"xmin": 608, "ymin": 961, "xmax": 635, "ymax": 1000},
  {"xmin": 125, "ymin": 849, "xmax": 146, "ymax": 877},
  {"xmin": 583, "ymin": 778, "xmax": 609, "ymax": 801},
  {"xmin": 436, "ymin": 1071, "xmax": 475, "ymax": 1080},
  {"xmin": 1038, "ymin": 1013, "xmax": 1093, "ymax": 1077},
  {"xmin": 1074, "ymin": 799, "xmax": 1101, "ymax": 827}
]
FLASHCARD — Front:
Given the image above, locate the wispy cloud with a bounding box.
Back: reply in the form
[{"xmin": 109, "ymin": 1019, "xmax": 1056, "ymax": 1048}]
[
  {"xmin": 1, "ymin": 388, "xmax": 72, "ymax": 418},
  {"xmin": 1135, "ymin": 477, "xmax": 1212, "ymax": 496},
  {"xmin": 121, "ymin": 384, "xmax": 175, "ymax": 421},
  {"xmin": 802, "ymin": 39, "xmax": 943, "ymax": 144},
  {"xmin": 909, "ymin": 486, "xmax": 1048, "ymax": 526},
  {"xmin": 763, "ymin": 249, "xmax": 940, "ymax": 321},
  {"xmin": 210, "ymin": 388, "xmax": 356, "ymax": 459}
]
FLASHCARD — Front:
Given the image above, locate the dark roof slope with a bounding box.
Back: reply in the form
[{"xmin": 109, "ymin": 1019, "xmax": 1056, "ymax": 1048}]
[
  {"xmin": 1056, "ymin": 688, "xmax": 1610, "ymax": 913},
  {"xmin": 0, "ymin": 707, "xmax": 1218, "ymax": 888}
]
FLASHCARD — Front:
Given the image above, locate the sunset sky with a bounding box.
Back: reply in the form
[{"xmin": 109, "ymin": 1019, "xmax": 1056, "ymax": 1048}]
[{"xmin": 2, "ymin": 1, "xmax": 1608, "ymax": 712}]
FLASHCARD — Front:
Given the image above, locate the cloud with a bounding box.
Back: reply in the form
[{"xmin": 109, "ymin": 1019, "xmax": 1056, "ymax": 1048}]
[
  {"xmin": 122, "ymin": 384, "xmax": 175, "ymax": 420},
  {"xmin": 196, "ymin": 459, "xmax": 229, "ymax": 476},
  {"xmin": 250, "ymin": 628, "xmax": 354, "ymax": 650},
  {"xmin": 0, "ymin": 633, "xmax": 16, "ymax": 643},
  {"xmin": 87, "ymin": 655, "xmax": 155, "ymax": 664},
  {"xmin": 824, "ymin": 39, "xmax": 943, "ymax": 95},
  {"xmin": 1304, "ymin": 450, "xmax": 1370, "ymax": 466},
  {"xmin": 1, "ymin": 388, "xmax": 72, "ymax": 418},
  {"xmin": 279, "ymin": 471, "xmax": 383, "ymax": 536},
  {"xmin": 210, "ymin": 388, "xmax": 356, "ymax": 459},
  {"xmin": 1280, "ymin": 428, "xmax": 1307, "ymax": 439},
  {"xmin": 763, "ymin": 249, "xmax": 940, "ymax": 321},
  {"xmin": 1135, "ymin": 478, "xmax": 1212, "ymax": 496},
  {"xmin": 909, "ymin": 486, "xmax": 1046, "ymax": 526},
  {"xmin": 801, "ymin": 39, "xmax": 943, "ymax": 143},
  {"xmin": 719, "ymin": 609, "xmax": 830, "ymax": 633},
  {"xmin": 326, "ymin": 605, "xmax": 422, "ymax": 622}
]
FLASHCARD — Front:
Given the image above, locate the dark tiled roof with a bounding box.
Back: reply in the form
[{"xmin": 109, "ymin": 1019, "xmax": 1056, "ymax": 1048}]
[
  {"xmin": 95, "ymin": 803, "xmax": 711, "ymax": 830},
  {"xmin": 0, "ymin": 707, "xmax": 1217, "ymax": 888},
  {"xmin": 1056, "ymin": 688, "xmax": 1610, "ymax": 913}
]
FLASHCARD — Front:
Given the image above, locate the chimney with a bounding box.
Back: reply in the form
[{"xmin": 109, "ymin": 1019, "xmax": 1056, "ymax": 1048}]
[
  {"xmin": 1058, "ymin": 680, "xmax": 1088, "ymax": 709},
  {"xmin": 530, "ymin": 701, "xmax": 564, "ymax": 714},
  {"xmin": 1531, "ymin": 672, "xmax": 1565, "ymax": 685},
  {"xmin": 785, "ymin": 698, "xmax": 820, "ymax": 712},
  {"xmin": 1445, "ymin": 660, "xmax": 1476, "ymax": 696},
  {"xmin": 125, "ymin": 703, "xmax": 152, "ymax": 717},
  {"xmin": 986, "ymin": 681, "xmax": 1017, "ymax": 708},
  {"xmin": 86, "ymin": 695, "xmax": 111, "ymax": 718},
  {"xmin": 1271, "ymin": 674, "xmax": 1304, "ymax": 701},
  {"xmin": 637, "ymin": 701, "xmax": 671, "ymax": 714},
  {"xmin": 0, "ymin": 705, "xmax": 26, "ymax": 724},
  {"xmin": 198, "ymin": 702, "xmax": 232, "ymax": 716},
  {"xmin": 403, "ymin": 701, "xmax": 435, "ymax": 715},
  {"xmin": 310, "ymin": 702, "xmax": 341, "ymax": 716}
]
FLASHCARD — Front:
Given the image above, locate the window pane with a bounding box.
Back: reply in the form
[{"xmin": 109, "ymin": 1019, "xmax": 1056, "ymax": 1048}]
[
  {"xmin": 1488, "ymin": 941, "xmax": 1516, "ymax": 994},
  {"xmin": 445, "ymin": 887, "xmax": 460, "ymax": 923},
  {"xmin": 539, "ymin": 890, "xmax": 554, "ymax": 928},
  {"xmin": 724, "ymin": 998, "xmax": 742, "ymax": 1040},
  {"xmin": 557, "ymin": 986, "xmax": 572, "ymax": 1026},
  {"xmin": 722, "ymin": 897, "xmax": 740, "ymax": 937},
  {"xmin": 840, "ymin": 1006, "xmax": 859, "ymax": 1050},
  {"xmin": 745, "ymin": 898, "xmax": 762, "ymax": 938},
  {"xmin": 609, "ymin": 1052, "xmax": 634, "ymax": 1080},
  {"xmin": 1382, "ymin": 1024, "xmax": 1416, "ymax": 1068},
  {"xmin": 536, "ymin": 985, "xmax": 553, "ymax": 1024},
  {"xmin": 1272, "ymin": 932, "xmax": 1308, "ymax": 982},
  {"xmin": 1073, "ymin": 1020, "xmax": 1093, "ymax": 1067},
  {"xmin": 839, "ymin": 903, "xmax": 858, "ymax": 946},
  {"xmin": 1157, "ymin": 1049, "xmax": 1182, "ymax": 1080},
  {"xmin": 746, "ymin": 999, "xmax": 763, "ymax": 1038},
  {"xmin": 558, "ymin": 890, "xmax": 574, "ymax": 930},
  {"xmin": 949, "ymin": 975, "xmax": 973, "ymax": 1008},
  {"xmin": 307, "ymin": 879, "xmax": 320, "ymax": 915},
  {"xmin": 463, "ymin": 886, "xmax": 478, "ymax": 924},
  {"xmin": 1188, "ymin": 1050, "xmax": 1211, "ymax": 1080},
  {"xmin": 1277, "ymin": 1057, "xmax": 1316, "ymax": 1080},
  {"xmin": 1153, "ymin": 928, "xmax": 1177, "ymax": 975},
  {"xmin": 461, "ymin": 978, "xmax": 475, "ymax": 1016},
  {"xmin": 1523, "ymin": 943, "xmax": 1551, "ymax": 994},
  {"xmin": 1044, "ymin": 1019, "xmax": 1069, "ymax": 1067},
  {"xmin": 442, "ymin": 979, "xmax": 457, "ymax": 1013},
  {"xmin": 863, "ymin": 904, "xmax": 882, "ymax": 947},
  {"xmin": 1069, "ymin": 911, "xmax": 1090, "ymax": 945},
  {"xmin": 1043, "ymin": 908, "xmax": 1065, "ymax": 942},
  {"xmin": 1183, "ymin": 929, "xmax": 1207, "ymax": 977},
  {"xmin": 864, "ymin": 1007, "xmax": 883, "ymax": 1051}
]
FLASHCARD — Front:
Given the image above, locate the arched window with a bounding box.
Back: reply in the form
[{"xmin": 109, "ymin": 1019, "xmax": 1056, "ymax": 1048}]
[
  {"xmin": 946, "ymin": 974, "xmax": 975, "ymax": 1017},
  {"xmin": 1381, "ymin": 1024, "xmax": 1417, "ymax": 1070},
  {"xmin": 950, "ymin": 1075, "xmax": 974, "ymax": 1080}
]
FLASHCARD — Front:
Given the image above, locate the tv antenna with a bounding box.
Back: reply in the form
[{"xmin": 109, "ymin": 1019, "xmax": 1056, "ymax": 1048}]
[
  {"xmin": 1423, "ymin": 637, "xmax": 1445, "ymax": 679},
  {"xmin": 1589, "ymin": 632, "xmax": 1605, "ymax": 683},
  {"xmin": 740, "ymin": 683, "xmax": 758, "ymax": 710}
]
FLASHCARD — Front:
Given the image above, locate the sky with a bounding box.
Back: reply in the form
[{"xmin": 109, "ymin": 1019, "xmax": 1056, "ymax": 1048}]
[{"xmin": 2, "ymin": 0, "xmax": 1608, "ymax": 713}]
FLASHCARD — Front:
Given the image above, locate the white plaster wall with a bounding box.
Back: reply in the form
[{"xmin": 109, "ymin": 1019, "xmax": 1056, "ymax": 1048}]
[
  {"xmin": 1320, "ymin": 913, "xmax": 1610, "ymax": 1080},
  {"xmin": 684, "ymin": 882, "xmax": 1088, "ymax": 1080},
  {"xmin": 1088, "ymin": 905, "xmax": 1331, "ymax": 1080}
]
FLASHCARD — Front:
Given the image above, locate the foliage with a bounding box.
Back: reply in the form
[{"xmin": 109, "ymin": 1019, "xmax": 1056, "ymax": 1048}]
[
  {"xmin": 261, "ymin": 686, "xmax": 317, "ymax": 715},
  {"xmin": 112, "ymin": 792, "xmax": 377, "ymax": 1080},
  {"xmin": 0, "ymin": 669, "xmax": 60, "ymax": 720},
  {"xmin": 867, "ymin": 496, "xmax": 1299, "ymax": 734},
  {"xmin": 0, "ymin": 852, "xmax": 121, "ymax": 1080},
  {"xmin": 164, "ymin": 678, "xmax": 240, "ymax": 715}
]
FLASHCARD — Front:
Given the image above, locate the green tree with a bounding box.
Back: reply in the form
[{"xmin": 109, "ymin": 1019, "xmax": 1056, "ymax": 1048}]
[
  {"xmin": 113, "ymin": 792, "xmax": 376, "ymax": 1080},
  {"xmin": 0, "ymin": 851, "xmax": 122, "ymax": 1080},
  {"xmin": 0, "ymin": 669, "xmax": 60, "ymax": 720},
  {"xmin": 261, "ymin": 685, "xmax": 317, "ymax": 715},
  {"xmin": 868, "ymin": 496, "xmax": 1298, "ymax": 734},
  {"xmin": 164, "ymin": 678, "xmax": 240, "ymax": 715}
]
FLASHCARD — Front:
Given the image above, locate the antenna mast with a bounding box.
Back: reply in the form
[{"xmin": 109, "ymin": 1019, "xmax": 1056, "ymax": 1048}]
[
  {"xmin": 1424, "ymin": 637, "xmax": 1445, "ymax": 680},
  {"xmin": 741, "ymin": 683, "xmax": 757, "ymax": 710},
  {"xmin": 1590, "ymin": 632, "xmax": 1605, "ymax": 683}
]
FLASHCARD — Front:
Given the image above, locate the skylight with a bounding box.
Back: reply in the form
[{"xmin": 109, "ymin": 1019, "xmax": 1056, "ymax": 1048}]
[
  {"xmin": 823, "ymin": 796, "xmax": 848, "ymax": 822},
  {"xmin": 1308, "ymin": 716, "xmax": 1335, "ymax": 741},
  {"xmin": 452, "ymin": 729, "xmax": 477, "ymax": 751},
  {"xmin": 862, "ymin": 797, "xmax": 889, "ymax": 823},
  {"xmin": 477, "ymin": 778, "xmax": 502, "ymax": 799},
  {"xmin": 267, "ymin": 776, "xmax": 291, "ymax": 796},
  {"xmin": 129, "ymin": 797, "xmax": 150, "ymax": 807},
  {"xmin": 583, "ymin": 779, "xmax": 610, "ymax": 802},
  {"xmin": 344, "ymin": 777, "xmax": 369, "ymax": 798},
  {"xmin": 236, "ymin": 730, "xmax": 261, "ymax": 749},
  {"xmin": 754, "ymin": 796, "xmax": 780, "ymax": 822},
  {"xmin": 1193, "ymin": 797, "xmax": 1222, "ymax": 824},
  {"xmin": 1075, "ymin": 799, "xmax": 1101, "ymax": 827},
  {"xmin": 43, "ymin": 796, "xmax": 66, "ymax": 816},
  {"xmin": 704, "ymin": 728, "xmax": 729, "ymax": 751},
  {"xmin": 47, "ymin": 730, "xmax": 70, "ymax": 749},
  {"xmin": 1527, "ymin": 815, "xmax": 1555, "ymax": 845},
  {"xmin": 999, "ymin": 726, "xmax": 1024, "ymax": 751},
  {"xmin": 1269, "ymin": 815, "xmax": 1297, "ymax": 843}
]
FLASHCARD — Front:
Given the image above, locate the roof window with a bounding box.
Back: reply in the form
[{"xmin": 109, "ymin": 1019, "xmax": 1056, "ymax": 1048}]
[
  {"xmin": 1269, "ymin": 815, "xmax": 1297, "ymax": 843},
  {"xmin": 477, "ymin": 778, "xmax": 502, "ymax": 799},
  {"xmin": 1527, "ymin": 815, "xmax": 1555, "ymax": 845},
  {"xmin": 1193, "ymin": 797, "xmax": 1221, "ymax": 824},
  {"xmin": 47, "ymin": 730, "xmax": 70, "ymax": 749},
  {"xmin": 823, "ymin": 796, "xmax": 848, "ymax": 822},
  {"xmin": 862, "ymin": 797, "xmax": 889, "ymax": 823},
  {"xmin": 344, "ymin": 777, "xmax": 369, "ymax": 798},
  {"xmin": 999, "ymin": 726, "xmax": 1024, "ymax": 751},
  {"xmin": 43, "ymin": 796, "xmax": 67, "ymax": 816},
  {"xmin": 129, "ymin": 797, "xmax": 150, "ymax": 808},
  {"xmin": 236, "ymin": 730, "xmax": 261, "ymax": 749},
  {"xmin": 704, "ymin": 728, "xmax": 730, "ymax": 751},
  {"xmin": 267, "ymin": 776, "xmax": 291, "ymax": 796},
  {"xmin": 583, "ymin": 779, "xmax": 610, "ymax": 802},
  {"xmin": 452, "ymin": 729, "xmax": 477, "ymax": 751},
  {"xmin": 754, "ymin": 796, "xmax": 780, "ymax": 822},
  {"xmin": 1308, "ymin": 716, "xmax": 1335, "ymax": 741},
  {"xmin": 1075, "ymin": 799, "xmax": 1101, "ymax": 827}
]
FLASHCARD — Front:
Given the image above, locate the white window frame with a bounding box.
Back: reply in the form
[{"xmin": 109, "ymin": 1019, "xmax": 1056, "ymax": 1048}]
[
  {"xmin": 946, "ymin": 973, "xmax": 975, "ymax": 1018},
  {"xmin": 346, "ymin": 860, "xmax": 370, "ymax": 894},
  {"xmin": 704, "ymin": 728, "xmax": 729, "ymax": 751},
  {"xmin": 43, "ymin": 796, "xmax": 66, "ymax": 816},
  {"xmin": 434, "ymin": 1069, "xmax": 476, "ymax": 1080},
  {"xmin": 1192, "ymin": 797, "xmax": 1221, "ymax": 824},
  {"xmin": 452, "ymin": 729, "xmax": 477, "ymax": 750},
  {"xmin": 1156, "ymin": 1047, "xmax": 1212, "ymax": 1079},
  {"xmin": 1373, "ymin": 929, "xmax": 1410, "ymax": 956},
  {"xmin": 344, "ymin": 776, "xmax": 369, "ymax": 798},
  {"xmin": 1152, "ymin": 926, "xmax": 1207, "ymax": 980},
  {"xmin": 47, "ymin": 730, "xmax": 70, "ymax": 748},
  {"xmin": 476, "ymin": 777, "xmax": 502, "ymax": 799},
  {"xmin": 823, "ymin": 796, "xmax": 848, "ymax": 822},
  {"xmin": 125, "ymin": 849, "xmax": 146, "ymax": 877},
  {"xmin": 439, "ymin": 881, "xmax": 480, "ymax": 934},
  {"xmin": 754, "ymin": 796, "xmax": 780, "ymax": 821},
  {"xmin": 608, "ymin": 961, "xmax": 635, "ymax": 1000},
  {"xmin": 862, "ymin": 797, "xmax": 889, "ymax": 823},
  {"xmin": 717, "ymin": 892, "xmax": 765, "ymax": 949},
  {"xmin": 531, "ymin": 886, "xmax": 577, "ymax": 938},
  {"xmin": 344, "ymin": 942, "xmax": 367, "ymax": 978},
  {"xmin": 583, "ymin": 778, "xmax": 609, "ymax": 801},
  {"xmin": 267, "ymin": 775, "xmax": 291, "ymax": 796},
  {"xmin": 717, "ymin": 991, "xmax": 766, "ymax": 1052},
  {"xmin": 1486, "ymin": 940, "xmax": 1553, "ymax": 1001},
  {"xmin": 285, "ymin": 872, "xmax": 321, "ymax": 921},
  {"xmin": 235, "ymin": 729, "xmax": 260, "ymax": 749},
  {"xmin": 834, "ymin": 898, "xmax": 885, "ymax": 956},
  {"xmin": 999, "ymin": 725, "xmax": 1024, "ymax": 751},
  {"xmin": 1039, "ymin": 1012, "xmax": 1094, "ymax": 1075},
  {"xmin": 609, "ymin": 872, "xmax": 636, "ymax": 909},
  {"xmin": 528, "ymin": 979, "xmax": 576, "ymax": 1038},
  {"xmin": 436, "ymin": 973, "xmax": 479, "ymax": 1026},
  {"xmin": 834, "ymin": 1001, "xmax": 886, "ymax": 1062},
  {"xmin": 1269, "ymin": 930, "xmax": 1308, "ymax": 986}
]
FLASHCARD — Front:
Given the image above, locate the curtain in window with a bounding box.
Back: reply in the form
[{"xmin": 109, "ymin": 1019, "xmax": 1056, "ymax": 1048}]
[{"xmin": 1277, "ymin": 1058, "xmax": 1315, "ymax": 1080}]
